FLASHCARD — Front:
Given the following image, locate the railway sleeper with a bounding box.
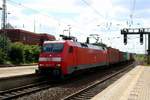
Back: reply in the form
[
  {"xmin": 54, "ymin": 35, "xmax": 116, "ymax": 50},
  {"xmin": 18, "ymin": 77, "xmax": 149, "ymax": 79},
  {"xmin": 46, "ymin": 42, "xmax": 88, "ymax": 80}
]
[
  {"xmin": 73, "ymin": 96, "xmax": 91, "ymax": 100},
  {"xmin": 80, "ymin": 93, "xmax": 95, "ymax": 97},
  {"xmin": 3, "ymin": 93, "xmax": 16, "ymax": 97},
  {"xmin": 10, "ymin": 91, "xmax": 23, "ymax": 95},
  {"xmin": 0, "ymin": 95, "xmax": 7, "ymax": 99}
]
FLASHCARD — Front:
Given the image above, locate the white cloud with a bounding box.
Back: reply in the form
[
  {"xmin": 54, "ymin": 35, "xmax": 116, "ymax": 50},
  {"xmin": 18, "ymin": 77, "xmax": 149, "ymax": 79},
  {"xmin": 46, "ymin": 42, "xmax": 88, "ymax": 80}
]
[{"xmin": 0, "ymin": 0, "xmax": 149, "ymax": 54}]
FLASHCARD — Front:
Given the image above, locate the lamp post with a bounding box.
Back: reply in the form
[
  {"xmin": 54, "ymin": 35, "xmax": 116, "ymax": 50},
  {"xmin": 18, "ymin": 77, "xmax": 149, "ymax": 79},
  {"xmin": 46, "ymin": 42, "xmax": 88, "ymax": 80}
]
[
  {"xmin": 2, "ymin": 0, "xmax": 6, "ymax": 29},
  {"xmin": 6, "ymin": 12, "xmax": 11, "ymax": 28},
  {"xmin": 0, "ymin": 7, "xmax": 3, "ymax": 27}
]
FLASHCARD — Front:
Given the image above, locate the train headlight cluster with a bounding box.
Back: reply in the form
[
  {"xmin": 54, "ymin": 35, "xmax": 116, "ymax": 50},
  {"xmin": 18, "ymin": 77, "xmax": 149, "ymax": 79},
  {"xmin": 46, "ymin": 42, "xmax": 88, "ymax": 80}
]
[
  {"xmin": 51, "ymin": 57, "xmax": 62, "ymax": 62},
  {"xmin": 56, "ymin": 64, "xmax": 61, "ymax": 67},
  {"xmin": 39, "ymin": 64, "xmax": 44, "ymax": 66}
]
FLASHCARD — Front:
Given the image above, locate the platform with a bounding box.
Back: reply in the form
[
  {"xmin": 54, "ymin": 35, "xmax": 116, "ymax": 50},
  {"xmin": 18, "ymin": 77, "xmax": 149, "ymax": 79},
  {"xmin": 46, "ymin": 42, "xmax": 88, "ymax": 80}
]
[
  {"xmin": 91, "ymin": 65, "xmax": 150, "ymax": 100},
  {"xmin": 0, "ymin": 65, "xmax": 37, "ymax": 78}
]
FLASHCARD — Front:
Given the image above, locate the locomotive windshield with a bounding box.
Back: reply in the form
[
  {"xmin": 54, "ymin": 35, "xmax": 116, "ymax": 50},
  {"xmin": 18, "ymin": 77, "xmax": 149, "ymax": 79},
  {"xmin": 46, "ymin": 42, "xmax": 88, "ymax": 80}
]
[{"xmin": 43, "ymin": 43, "xmax": 64, "ymax": 53}]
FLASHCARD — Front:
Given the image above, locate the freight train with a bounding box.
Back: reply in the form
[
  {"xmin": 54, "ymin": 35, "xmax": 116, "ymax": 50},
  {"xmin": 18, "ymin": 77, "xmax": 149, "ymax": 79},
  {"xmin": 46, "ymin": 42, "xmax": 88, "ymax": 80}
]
[{"xmin": 37, "ymin": 36, "xmax": 133, "ymax": 77}]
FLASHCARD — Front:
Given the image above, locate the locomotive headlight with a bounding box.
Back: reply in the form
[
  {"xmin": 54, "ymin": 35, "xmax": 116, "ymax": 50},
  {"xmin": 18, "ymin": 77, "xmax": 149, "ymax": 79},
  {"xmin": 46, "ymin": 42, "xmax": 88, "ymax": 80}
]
[
  {"xmin": 56, "ymin": 64, "xmax": 61, "ymax": 68},
  {"xmin": 56, "ymin": 64, "xmax": 61, "ymax": 67},
  {"xmin": 52, "ymin": 57, "xmax": 62, "ymax": 62},
  {"xmin": 39, "ymin": 64, "xmax": 44, "ymax": 66}
]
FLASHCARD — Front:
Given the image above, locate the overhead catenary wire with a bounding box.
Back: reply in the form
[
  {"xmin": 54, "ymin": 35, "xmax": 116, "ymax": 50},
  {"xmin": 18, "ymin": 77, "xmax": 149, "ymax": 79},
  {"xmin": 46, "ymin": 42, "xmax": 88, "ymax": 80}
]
[
  {"xmin": 131, "ymin": 0, "xmax": 136, "ymax": 16},
  {"xmin": 129, "ymin": 0, "xmax": 136, "ymax": 27},
  {"xmin": 80, "ymin": 0, "xmax": 124, "ymax": 31},
  {"xmin": 7, "ymin": 0, "xmax": 81, "ymax": 32},
  {"xmin": 80, "ymin": 0, "xmax": 112, "ymax": 30},
  {"xmin": 7, "ymin": 0, "xmax": 119, "ymax": 31},
  {"xmin": 80, "ymin": 0, "xmax": 105, "ymax": 18},
  {"xmin": 7, "ymin": 0, "xmax": 60, "ymax": 22},
  {"xmin": 6, "ymin": 0, "xmax": 132, "ymax": 39},
  {"xmin": 7, "ymin": 0, "xmax": 92, "ymax": 35},
  {"xmin": 7, "ymin": 0, "xmax": 38, "ymax": 13}
]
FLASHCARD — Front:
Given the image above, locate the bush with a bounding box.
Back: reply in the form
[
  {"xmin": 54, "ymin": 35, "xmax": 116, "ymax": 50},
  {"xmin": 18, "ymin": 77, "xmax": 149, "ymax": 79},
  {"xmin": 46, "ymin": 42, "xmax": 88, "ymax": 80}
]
[
  {"xmin": 24, "ymin": 45, "xmax": 33, "ymax": 63},
  {"xmin": 9, "ymin": 42, "xmax": 41, "ymax": 64},
  {"xmin": 0, "ymin": 34, "xmax": 41, "ymax": 64},
  {"xmin": 30, "ymin": 45, "xmax": 41, "ymax": 62},
  {"xmin": 24, "ymin": 45, "xmax": 40, "ymax": 63},
  {"xmin": 0, "ymin": 49, "xmax": 6, "ymax": 64},
  {"xmin": 9, "ymin": 42, "xmax": 25, "ymax": 64}
]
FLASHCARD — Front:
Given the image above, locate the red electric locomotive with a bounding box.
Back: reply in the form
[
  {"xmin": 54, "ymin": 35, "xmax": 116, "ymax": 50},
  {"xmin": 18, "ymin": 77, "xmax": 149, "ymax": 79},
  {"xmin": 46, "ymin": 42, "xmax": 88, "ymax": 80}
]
[
  {"xmin": 37, "ymin": 35, "xmax": 133, "ymax": 77},
  {"xmin": 37, "ymin": 39, "xmax": 108, "ymax": 77}
]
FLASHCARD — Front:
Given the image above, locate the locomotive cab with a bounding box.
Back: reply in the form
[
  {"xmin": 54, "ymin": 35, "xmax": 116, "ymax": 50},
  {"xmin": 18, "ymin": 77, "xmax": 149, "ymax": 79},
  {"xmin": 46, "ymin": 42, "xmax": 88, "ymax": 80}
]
[
  {"xmin": 38, "ymin": 41, "xmax": 65, "ymax": 76},
  {"xmin": 37, "ymin": 40, "xmax": 75, "ymax": 77}
]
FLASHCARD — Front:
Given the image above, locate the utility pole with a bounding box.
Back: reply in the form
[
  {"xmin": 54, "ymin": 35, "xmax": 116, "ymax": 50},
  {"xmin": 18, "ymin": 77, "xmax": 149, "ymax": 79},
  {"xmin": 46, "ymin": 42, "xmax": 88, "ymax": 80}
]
[
  {"xmin": 2, "ymin": 0, "xmax": 6, "ymax": 29},
  {"xmin": 148, "ymin": 34, "xmax": 150, "ymax": 64},
  {"xmin": 121, "ymin": 28, "xmax": 150, "ymax": 64},
  {"xmin": 34, "ymin": 18, "xmax": 36, "ymax": 32},
  {"xmin": 1, "ymin": 0, "xmax": 8, "ymax": 57},
  {"xmin": 145, "ymin": 34, "xmax": 147, "ymax": 54}
]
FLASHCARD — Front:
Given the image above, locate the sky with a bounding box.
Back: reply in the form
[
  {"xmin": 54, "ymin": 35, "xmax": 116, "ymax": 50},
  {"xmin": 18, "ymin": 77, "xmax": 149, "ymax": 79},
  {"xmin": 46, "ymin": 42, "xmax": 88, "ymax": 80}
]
[{"xmin": 0, "ymin": 0, "xmax": 150, "ymax": 54}]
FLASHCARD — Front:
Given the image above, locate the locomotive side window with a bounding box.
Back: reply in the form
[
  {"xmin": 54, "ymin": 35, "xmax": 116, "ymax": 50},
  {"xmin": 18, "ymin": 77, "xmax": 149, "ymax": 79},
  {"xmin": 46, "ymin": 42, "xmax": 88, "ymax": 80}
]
[
  {"xmin": 43, "ymin": 43, "xmax": 64, "ymax": 53},
  {"xmin": 68, "ymin": 46, "xmax": 73, "ymax": 53}
]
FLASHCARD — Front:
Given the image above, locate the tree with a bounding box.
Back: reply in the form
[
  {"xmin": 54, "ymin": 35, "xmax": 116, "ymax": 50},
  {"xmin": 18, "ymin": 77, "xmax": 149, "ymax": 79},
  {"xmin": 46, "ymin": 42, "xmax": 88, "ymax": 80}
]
[
  {"xmin": 0, "ymin": 35, "xmax": 11, "ymax": 64},
  {"xmin": 0, "ymin": 35, "xmax": 11, "ymax": 53},
  {"xmin": 0, "ymin": 49, "xmax": 6, "ymax": 64}
]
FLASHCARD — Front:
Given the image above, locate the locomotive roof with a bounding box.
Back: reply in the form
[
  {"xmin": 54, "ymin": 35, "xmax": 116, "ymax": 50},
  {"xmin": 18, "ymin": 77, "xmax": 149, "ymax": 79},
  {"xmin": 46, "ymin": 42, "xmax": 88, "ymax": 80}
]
[
  {"xmin": 44, "ymin": 40, "xmax": 66, "ymax": 44},
  {"xmin": 44, "ymin": 40, "xmax": 107, "ymax": 51}
]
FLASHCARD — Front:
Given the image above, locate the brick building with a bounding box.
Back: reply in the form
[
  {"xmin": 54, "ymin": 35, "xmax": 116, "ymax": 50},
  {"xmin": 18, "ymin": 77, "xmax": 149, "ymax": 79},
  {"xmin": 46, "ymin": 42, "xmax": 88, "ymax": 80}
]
[{"xmin": 0, "ymin": 29, "xmax": 56, "ymax": 45}]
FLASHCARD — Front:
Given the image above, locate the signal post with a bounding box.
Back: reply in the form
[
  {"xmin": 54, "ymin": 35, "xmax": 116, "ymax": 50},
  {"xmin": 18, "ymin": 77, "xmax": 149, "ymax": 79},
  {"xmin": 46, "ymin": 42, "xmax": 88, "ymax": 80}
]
[{"xmin": 121, "ymin": 28, "xmax": 150, "ymax": 64}]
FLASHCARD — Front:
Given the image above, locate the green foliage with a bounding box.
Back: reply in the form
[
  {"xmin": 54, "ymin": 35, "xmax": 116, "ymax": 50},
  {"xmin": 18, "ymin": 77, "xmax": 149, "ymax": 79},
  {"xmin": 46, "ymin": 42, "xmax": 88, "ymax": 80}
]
[
  {"xmin": 0, "ymin": 35, "xmax": 11, "ymax": 64},
  {"xmin": 24, "ymin": 45, "xmax": 40, "ymax": 63},
  {"xmin": 134, "ymin": 54, "xmax": 149, "ymax": 65},
  {"xmin": 0, "ymin": 34, "xmax": 41, "ymax": 64},
  {"xmin": 9, "ymin": 42, "xmax": 25, "ymax": 64},
  {"xmin": 0, "ymin": 49, "xmax": 6, "ymax": 64},
  {"xmin": 9, "ymin": 42, "xmax": 41, "ymax": 64},
  {"xmin": 24, "ymin": 45, "xmax": 33, "ymax": 63},
  {"xmin": 0, "ymin": 35, "xmax": 11, "ymax": 53},
  {"xmin": 30, "ymin": 45, "xmax": 41, "ymax": 62}
]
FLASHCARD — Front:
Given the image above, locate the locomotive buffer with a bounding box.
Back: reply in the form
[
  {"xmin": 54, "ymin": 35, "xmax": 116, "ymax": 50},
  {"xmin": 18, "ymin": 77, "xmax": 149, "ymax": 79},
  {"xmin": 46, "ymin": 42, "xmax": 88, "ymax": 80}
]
[{"xmin": 121, "ymin": 28, "xmax": 150, "ymax": 64}]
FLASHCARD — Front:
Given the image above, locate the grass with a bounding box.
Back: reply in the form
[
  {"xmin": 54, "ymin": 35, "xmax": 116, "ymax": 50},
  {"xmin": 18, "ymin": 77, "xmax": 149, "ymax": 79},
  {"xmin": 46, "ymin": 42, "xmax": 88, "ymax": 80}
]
[{"xmin": 134, "ymin": 54, "xmax": 150, "ymax": 66}]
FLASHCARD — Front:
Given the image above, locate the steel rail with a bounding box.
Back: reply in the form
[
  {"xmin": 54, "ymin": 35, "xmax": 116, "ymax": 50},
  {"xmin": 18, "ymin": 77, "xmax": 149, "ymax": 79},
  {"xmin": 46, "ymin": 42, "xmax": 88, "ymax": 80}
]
[
  {"xmin": 62, "ymin": 63, "xmax": 135, "ymax": 100},
  {"xmin": 0, "ymin": 80, "xmax": 54, "ymax": 100}
]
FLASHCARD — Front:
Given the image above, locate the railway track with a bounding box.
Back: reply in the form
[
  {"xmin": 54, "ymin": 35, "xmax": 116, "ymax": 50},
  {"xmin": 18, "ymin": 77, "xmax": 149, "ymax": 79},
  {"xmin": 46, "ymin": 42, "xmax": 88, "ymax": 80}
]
[
  {"xmin": 62, "ymin": 63, "xmax": 135, "ymax": 100},
  {"xmin": 0, "ymin": 80, "xmax": 54, "ymax": 100},
  {"xmin": 0, "ymin": 62, "xmax": 135, "ymax": 100}
]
